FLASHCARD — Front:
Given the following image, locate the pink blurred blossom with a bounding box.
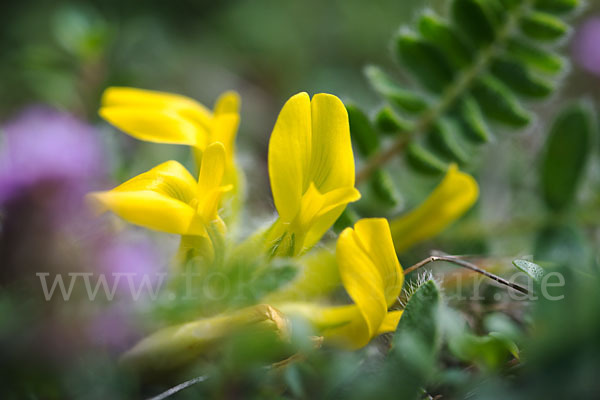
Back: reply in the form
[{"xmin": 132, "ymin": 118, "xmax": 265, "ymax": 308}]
[{"xmin": 573, "ymin": 17, "xmax": 600, "ymax": 77}]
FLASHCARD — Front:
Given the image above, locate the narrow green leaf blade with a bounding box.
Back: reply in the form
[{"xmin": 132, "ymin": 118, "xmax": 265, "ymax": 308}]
[
  {"xmin": 429, "ymin": 118, "xmax": 470, "ymax": 164},
  {"xmin": 346, "ymin": 104, "xmax": 380, "ymax": 157},
  {"xmin": 520, "ymin": 12, "xmax": 569, "ymax": 41},
  {"xmin": 364, "ymin": 65, "xmax": 428, "ymax": 114},
  {"xmin": 506, "ymin": 39, "xmax": 565, "ymax": 75},
  {"xmin": 374, "ymin": 106, "xmax": 413, "ymax": 134},
  {"xmin": 418, "ymin": 12, "xmax": 472, "ymax": 68},
  {"xmin": 471, "ymin": 75, "xmax": 531, "ymax": 127},
  {"xmin": 540, "ymin": 102, "xmax": 592, "ymax": 211},
  {"xmin": 490, "ymin": 57, "xmax": 554, "ymax": 98},
  {"xmin": 406, "ymin": 142, "xmax": 448, "ymax": 174},
  {"xmin": 534, "ymin": 0, "xmax": 580, "ymax": 14},
  {"xmin": 370, "ymin": 168, "xmax": 401, "ymax": 207},
  {"xmin": 451, "ymin": 0, "xmax": 498, "ymax": 47},
  {"xmin": 458, "ymin": 95, "xmax": 492, "ymax": 143},
  {"xmin": 395, "ymin": 32, "xmax": 455, "ymax": 92}
]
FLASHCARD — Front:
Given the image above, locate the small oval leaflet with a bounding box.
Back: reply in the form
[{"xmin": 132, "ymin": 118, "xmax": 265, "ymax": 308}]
[{"xmin": 512, "ymin": 259, "xmax": 546, "ymax": 283}]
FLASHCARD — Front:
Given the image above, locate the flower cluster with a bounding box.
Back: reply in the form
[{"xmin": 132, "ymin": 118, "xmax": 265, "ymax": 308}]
[{"xmin": 89, "ymin": 87, "xmax": 478, "ymax": 371}]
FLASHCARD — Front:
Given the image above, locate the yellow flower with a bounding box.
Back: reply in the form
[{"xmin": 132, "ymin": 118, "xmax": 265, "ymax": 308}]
[
  {"xmin": 100, "ymin": 87, "xmax": 239, "ymax": 164},
  {"xmin": 120, "ymin": 219, "xmax": 404, "ymax": 371},
  {"xmin": 99, "ymin": 87, "xmax": 242, "ymax": 219},
  {"xmin": 265, "ymin": 92, "xmax": 361, "ymax": 257},
  {"xmin": 121, "ymin": 304, "xmax": 288, "ymax": 373},
  {"xmin": 88, "ymin": 142, "xmax": 231, "ymax": 241},
  {"xmin": 390, "ymin": 164, "xmax": 479, "ymax": 253},
  {"xmin": 278, "ymin": 218, "xmax": 404, "ymax": 349}
]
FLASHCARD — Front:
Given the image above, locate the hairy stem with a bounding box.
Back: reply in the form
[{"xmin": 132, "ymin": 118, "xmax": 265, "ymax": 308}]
[{"xmin": 404, "ymin": 254, "xmax": 530, "ymax": 295}]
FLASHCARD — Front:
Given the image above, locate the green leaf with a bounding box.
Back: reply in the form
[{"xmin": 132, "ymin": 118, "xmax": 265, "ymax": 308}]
[
  {"xmin": 370, "ymin": 169, "xmax": 401, "ymax": 207},
  {"xmin": 471, "ymin": 75, "xmax": 531, "ymax": 127},
  {"xmin": 506, "ymin": 39, "xmax": 565, "ymax": 75},
  {"xmin": 520, "ymin": 12, "xmax": 569, "ymax": 41},
  {"xmin": 381, "ymin": 280, "xmax": 441, "ymax": 399},
  {"xmin": 429, "ymin": 118, "xmax": 470, "ymax": 164},
  {"xmin": 333, "ymin": 208, "xmax": 358, "ymax": 233},
  {"xmin": 374, "ymin": 106, "xmax": 412, "ymax": 134},
  {"xmin": 449, "ymin": 332, "xmax": 519, "ymax": 369},
  {"xmin": 364, "ymin": 65, "xmax": 428, "ymax": 113},
  {"xmin": 534, "ymin": 0, "xmax": 580, "ymax": 14},
  {"xmin": 540, "ymin": 102, "xmax": 592, "ymax": 211},
  {"xmin": 396, "ymin": 280, "xmax": 441, "ymax": 351},
  {"xmin": 406, "ymin": 142, "xmax": 448, "ymax": 174},
  {"xmin": 458, "ymin": 95, "xmax": 492, "ymax": 143},
  {"xmin": 418, "ymin": 12, "xmax": 472, "ymax": 68},
  {"xmin": 395, "ymin": 32, "xmax": 455, "ymax": 92},
  {"xmin": 535, "ymin": 224, "xmax": 588, "ymax": 269},
  {"xmin": 364, "ymin": 279, "xmax": 442, "ymax": 400},
  {"xmin": 513, "ymin": 259, "xmax": 547, "ymax": 283},
  {"xmin": 346, "ymin": 104, "xmax": 379, "ymax": 157},
  {"xmin": 451, "ymin": 0, "xmax": 498, "ymax": 47},
  {"xmin": 490, "ymin": 57, "xmax": 553, "ymax": 98}
]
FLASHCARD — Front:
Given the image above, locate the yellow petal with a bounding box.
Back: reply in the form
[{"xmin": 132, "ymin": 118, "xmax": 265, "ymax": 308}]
[
  {"xmin": 112, "ymin": 160, "xmax": 197, "ymax": 201},
  {"xmin": 377, "ymin": 310, "xmax": 403, "ymax": 335},
  {"xmin": 87, "ymin": 161, "xmax": 202, "ymax": 235},
  {"xmin": 211, "ymin": 113, "xmax": 240, "ymax": 165},
  {"xmin": 276, "ymin": 303, "xmax": 357, "ymax": 331},
  {"xmin": 277, "ymin": 303, "xmax": 375, "ymax": 349},
  {"xmin": 336, "ymin": 226, "xmax": 388, "ymax": 347},
  {"xmin": 308, "ymin": 93, "xmax": 355, "ymax": 192},
  {"xmin": 198, "ymin": 186, "xmax": 233, "ymax": 224},
  {"xmin": 122, "ymin": 304, "xmax": 288, "ymax": 372},
  {"xmin": 301, "ymin": 186, "xmax": 361, "ymax": 250},
  {"xmin": 267, "ymin": 92, "xmax": 360, "ymax": 255},
  {"xmin": 100, "ymin": 107, "xmax": 204, "ymax": 146},
  {"xmin": 196, "ymin": 142, "xmax": 231, "ymax": 223},
  {"xmin": 100, "ymin": 87, "xmax": 212, "ymax": 146},
  {"xmin": 390, "ymin": 164, "xmax": 479, "ymax": 253},
  {"xmin": 198, "ymin": 142, "xmax": 227, "ymax": 195},
  {"xmin": 88, "ymin": 190, "xmax": 198, "ymax": 235},
  {"xmin": 214, "ymin": 90, "xmax": 240, "ymax": 115},
  {"xmin": 101, "ymin": 87, "xmax": 212, "ymax": 128},
  {"xmin": 352, "ymin": 218, "xmax": 403, "ymax": 307},
  {"xmin": 268, "ymin": 92, "xmax": 312, "ymax": 222}
]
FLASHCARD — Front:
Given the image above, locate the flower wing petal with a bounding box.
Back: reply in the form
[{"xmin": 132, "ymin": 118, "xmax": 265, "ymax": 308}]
[
  {"xmin": 214, "ymin": 91, "xmax": 240, "ymax": 115},
  {"xmin": 268, "ymin": 92, "xmax": 312, "ymax": 222},
  {"xmin": 87, "ymin": 161, "xmax": 200, "ymax": 235},
  {"xmin": 302, "ymin": 187, "xmax": 361, "ymax": 250},
  {"xmin": 102, "ymin": 87, "xmax": 212, "ymax": 126},
  {"xmin": 390, "ymin": 164, "xmax": 479, "ymax": 253},
  {"xmin": 377, "ymin": 310, "xmax": 403, "ymax": 335},
  {"xmin": 353, "ymin": 218, "xmax": 403, "ymax": 307},
  {"xmin": 100, "ymin": 107, "xmax": 204, "ymax": 146},
  {"xmin": 336, "ymin": 227, "xmax": 388, "ymax": 348},
  {"xmin": 309, "ymin": 94, "xmax": 355, "ymax": 192},
  {"xmin": 89, "ymin": 190, "xmax": 198, "ymax": 235},
  {"xmin": 100, "ymin": 87, "xmax": 212, "ymax": 146}
]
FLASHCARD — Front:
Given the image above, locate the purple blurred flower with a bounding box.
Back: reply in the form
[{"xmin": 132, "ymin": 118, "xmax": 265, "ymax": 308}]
[
  {"xmin": 0, "ymin": 104, "xmax": 165, "ymax": 357},
  {"xmin": 573, "ymin": 17, "xmax": 600, "ymax": 77},
  {"xmin": 98, "ymin": 234, "xmax": 163, "ymax": 292},
  {"xmin": 0, "ymin": 105, "xmax": 104, "ymax": 204},
  {"xmin": 87, "ymin": 307, "xmax": 141, "ymax": 352}
]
